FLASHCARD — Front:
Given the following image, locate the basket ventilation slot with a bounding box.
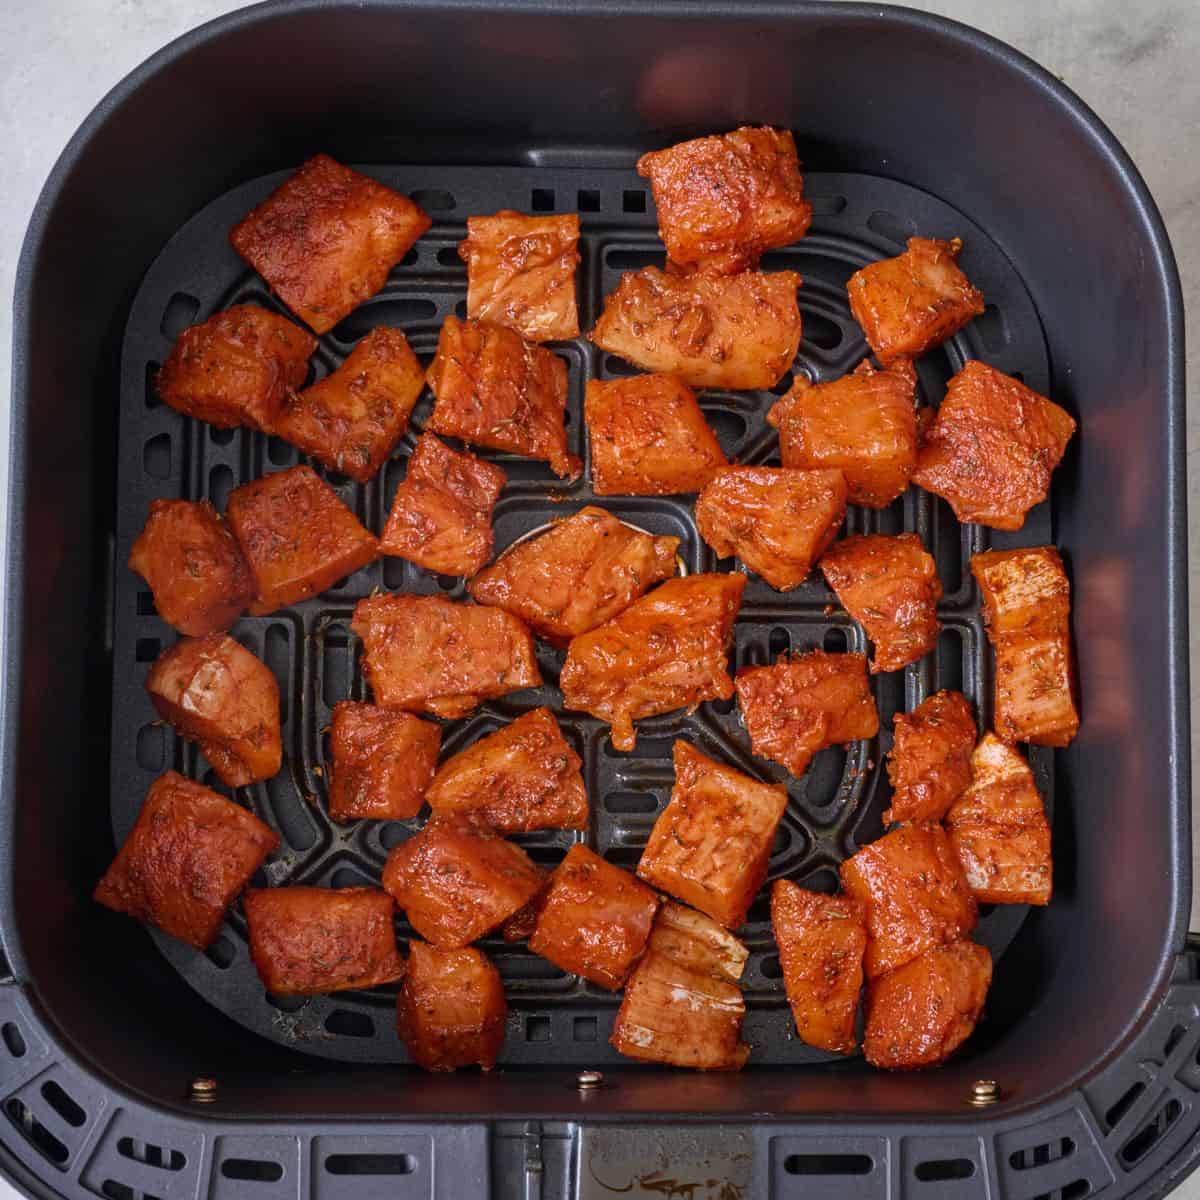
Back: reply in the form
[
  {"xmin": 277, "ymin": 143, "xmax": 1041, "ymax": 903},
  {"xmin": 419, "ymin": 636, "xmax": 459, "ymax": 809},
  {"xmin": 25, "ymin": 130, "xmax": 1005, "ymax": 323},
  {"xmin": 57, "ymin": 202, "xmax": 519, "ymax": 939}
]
[
  {"xmin": 5, "ymin": 1098, "xmax": 68, "ymax": 1167},
  {"xmin": 116, "ymin": 1137, "xmax": 186, "ymax": 1171},
  {"xmin": 914, "ymin": 1158, "xmax": 975, "ymax": 1182},
  {"xmin": 1031, "ymin": 1181, "xmax": 1089, "ymax": 1200},
  {"xmin": 1118, "ymin": 1098, "xmax": 1183, "ymax": 1167},
  {"xmin": 1105, "ymin": 1082, "xmax": 1146, "ymax": 1131},
  {"xmin": 324, "ymin": 1153, "xmax": 416, "ymax": 1176},
  {"xmin": 784, "ymin": 1153, "xmax": 874, "ymax": 1175},
  {"xmin": 1, "ymin": 1023, "xmax": 25, "ymax": 1059},
  {"xmin": 221, "ymin": 1159, "xmax": 285, "ymax": 1182}
]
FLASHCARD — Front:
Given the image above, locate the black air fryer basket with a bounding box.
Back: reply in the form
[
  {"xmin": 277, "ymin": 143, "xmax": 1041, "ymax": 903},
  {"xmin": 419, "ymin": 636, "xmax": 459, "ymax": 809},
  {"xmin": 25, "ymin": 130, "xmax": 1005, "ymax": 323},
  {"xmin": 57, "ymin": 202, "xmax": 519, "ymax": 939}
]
[{"xmin": 2, "ymin": 2, "xmax": 1192, "ymax": 1198}]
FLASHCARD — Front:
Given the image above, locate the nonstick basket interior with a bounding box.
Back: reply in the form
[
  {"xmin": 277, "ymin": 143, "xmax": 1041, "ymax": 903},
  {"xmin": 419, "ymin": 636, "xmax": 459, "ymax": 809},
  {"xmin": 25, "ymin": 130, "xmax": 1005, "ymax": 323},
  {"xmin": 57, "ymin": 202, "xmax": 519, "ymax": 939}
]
[{"xmin": 112, "ymin": 161, "xmax": 1055, "ymax": 1066}]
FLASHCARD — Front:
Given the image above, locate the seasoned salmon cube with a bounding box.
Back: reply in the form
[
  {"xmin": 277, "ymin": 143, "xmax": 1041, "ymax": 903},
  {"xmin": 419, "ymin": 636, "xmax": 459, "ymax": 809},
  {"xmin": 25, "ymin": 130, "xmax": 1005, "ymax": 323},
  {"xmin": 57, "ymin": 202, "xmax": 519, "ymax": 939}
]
[
  {"xmin": 947, "ymin": 734, "xmax": 1052, "ymax": 905},
  {"xmin": 328, "ymin": 701, "xmax": 441, "ymax": 821},
  {"xmin": 459, "ymin": 211, "xmax": 580, "ymax": 342},
  {"xmin": 820, "ymin": 533, "xmax": 942, "ymax": 673},
  {"xmin": 157, "ymin": 304, "xmax": 315, "ymax": 432},
  {"xmin": 128, "ymin": 499, "xmax": 253, "ymax": 636},
  {"xmin": 560, "ymin": 573, "xmax": 745, "ymax": 751},
  {"xmin": 647, "ymin": 900, "xmax": 750, "ymax": 983},
  {"xmin": 841, "ymin": 823, "xmax": 977, "ymax": 979},
  {"xmin": 426, "ymin": 316, "xmax": 580, "ymax": 479},
  {"xmin": 636, "ymin": 126, "xmax": 812, "ymax": 274},
  {"xmin": 352, "ymin": 594, "xmax": 541, "ymax": 720},
  {"xmin": 971, "ymin": 545, "xmax": 1072, "ymax": 639},
  {"xmin": 864, "ymin": 940, "xmax": 992, "ymax": 1070},
  {"xmin": 771, "ymin": 881, "xmax": 867, "ymax": 1054},
  {"xmin": 94, "ymin": 771, "xmax": 278, "ymax": 949},
  {"xmin": 768, "ymin": 359, "xmax": 917, "ymax": 508},
  {"xmin": 586, "ymin": 373, "xmax": 727, "ymax": 496},
  {"xmin": 244, "ymin": 886, "xmax": 404, "ymax": 995},
  {"xmin": 230, "ymin": 154, "xmax": 431, "ymax": 334},
  {"xmin": 847, "ymin": 236, "xmax": 985, "ymax": 364},
  {"xmin": 914, "ymin": 362, "xmax": 1076, "ymax": 530},
  {"xmin": 382, "ymin": 813, "xmax": 543, "ymax": 947},
  {"xmin": 993, "ymin": 634, "xmax": 1079, "ymax": 748},
  {"xmin": 226, "ymin": 465, "xmax": 378, "ymax": 614},
  {"xmin": 591, "ymin": 267, "xmax": 801, "ymax": 390},
  {"xmin": 529, "ymin": 844, "xmax": 659, "ymax": 989},
  {"xmin": 397, "ymin": 941, "xmax": 506, "ymax": 1071},
  {"xmin": 638, "ymin": 741, "xmax": 787, "ymax": 929},
  {"xmin": 611, "ymin": 902, "xmax": 750, "ymax": 1069},
  {"xmin": 695, "ymin": 467, "xmax": 846, "ymax": 591},
  {"xmin": 971, "ymin": 547, "xmax": 1079, "ymax": 747},
  {"xmin": 498, "ymin": 871, "xmax": 550, "ymax": 943},
  {"xmin": 468, "ymin": 506, "xmax": 679, "ymax": 645},
  {"xmin": 425, "ymin": 707, "xmax": 586, "ymax": 833},
  {"xmin": 273, "ymin": 327, "xmax": 424, "ymax": 483},
  {"xmin": 735, "ymin": 650, "xmax": 879, "ymax": 778},
  {"xmin": 884, "ymin": 690, "xmax": 976, "ymax": 824},
  {"xmin": 145, "ymin": 634, "xmax": 281, "ymax": 788},
  {"xmin": 380, "ymin": 433, "xmax": 507, "ymax": 577}
]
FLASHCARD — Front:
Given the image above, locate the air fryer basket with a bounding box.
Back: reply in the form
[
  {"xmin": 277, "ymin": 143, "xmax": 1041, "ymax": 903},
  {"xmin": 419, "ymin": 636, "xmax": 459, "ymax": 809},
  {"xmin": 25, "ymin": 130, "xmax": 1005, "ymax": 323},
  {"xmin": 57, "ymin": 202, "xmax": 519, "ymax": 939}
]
[{"xmin": 2, "ymin": 3, "xmax": 1190, "ymax": 1199}]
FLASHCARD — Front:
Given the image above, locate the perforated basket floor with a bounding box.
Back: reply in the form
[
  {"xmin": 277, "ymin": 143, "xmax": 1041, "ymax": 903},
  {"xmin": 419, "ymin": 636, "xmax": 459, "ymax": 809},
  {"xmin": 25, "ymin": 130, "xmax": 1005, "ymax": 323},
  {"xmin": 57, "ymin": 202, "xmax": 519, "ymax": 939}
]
[{"xmin": 111, "ymin": 163, "xmax": 1054, "ymax": 1066}]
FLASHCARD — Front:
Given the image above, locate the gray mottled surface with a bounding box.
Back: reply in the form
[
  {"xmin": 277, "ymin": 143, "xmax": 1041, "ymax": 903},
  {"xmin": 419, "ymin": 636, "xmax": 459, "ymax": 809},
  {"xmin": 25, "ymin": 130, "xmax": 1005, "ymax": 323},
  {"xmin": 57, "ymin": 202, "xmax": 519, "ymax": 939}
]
[{"xmin": 0, "ymin": 2, "xmax": 1198, "ymax": 1195}]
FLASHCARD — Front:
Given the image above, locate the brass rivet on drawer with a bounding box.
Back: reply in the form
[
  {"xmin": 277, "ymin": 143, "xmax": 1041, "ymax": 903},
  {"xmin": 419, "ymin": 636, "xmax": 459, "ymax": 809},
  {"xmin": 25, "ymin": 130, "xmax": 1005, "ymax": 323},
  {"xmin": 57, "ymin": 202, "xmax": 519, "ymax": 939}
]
[
  {"xmin": 189, "ymin": 1077, "xmax": 218, "ymax": 1103},
  {"xmin": 576, "ymin": 1069, "xmax": 605, "ymax": 1091},
  {"xmin": 968, "ymin": 1079, "xmax": 1001, "ymax": 1107}
]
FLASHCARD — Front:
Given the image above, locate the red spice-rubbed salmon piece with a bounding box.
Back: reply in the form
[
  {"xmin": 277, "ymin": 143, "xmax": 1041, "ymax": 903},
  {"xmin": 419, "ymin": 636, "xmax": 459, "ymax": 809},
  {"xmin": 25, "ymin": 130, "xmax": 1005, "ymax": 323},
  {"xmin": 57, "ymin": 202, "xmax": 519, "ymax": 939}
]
[
  {"xmin": 771, "ymin": 882, "xmax": 867, "ymax": 1054},
  {"xmin": 230, "ymin": 154, "xmax": 431, "ymax": 334},
  {"xmin": 611, "ymin": 902, "xmax": 750, "ymax": 1070},
  {"xmin": 327, "ymin": 702, "xmax": 441, "ymax": 821},
  {"xmin": 397, "ymin": 941, "xmax": 506, "ymax": 1071},
  {"xmin": 459, "ymin": 210, "xmax": 580, "ymax": 342},
  {"xmin": 352, "ymin": 594, "xmax": 541, "ymax": 720},
  {"xmin": 591, "ymin": 267, "xmax": 802, "ymax": 390},
  {"xmin": 560, "ymin": 573, "xmax": 745, "ymax": 751},
  {"xmin": 820, "ymin": 533, "xmax": 942, "ymax": 673},
  {"xmin": 847, "ymin": 236, "xmax": 984, "ymax": 364},
  {"xmin": 637, "ymin": 741, "xmax": 787, "ymax": 929},
  {"xmin": 226, "ymin": 465, "xmax": 378, "ymax": 614},
  {"xmin": 382, "ymin": 813, "xmax": 543, "ymax": 948},
  {"xmin": 914, "ymin": 361, "xmax": 1076, "ymax": 530},
  {"xmin": 529, "ymin": 844, "xmax": 659, "ymax": 990},
  {"xmin": 971, "ymin": 546, "xmax": 1079, "ymax": 747},
  {"xmin": 244, "ymin": 886, "xmax": 405, "ymax": 995},
  {"xmin": 95, "ymin": 771, "xmax": 278, "ymax": 949},
  {"xmin": 425, "ymin": 707, "xmax": 587, "ymax": 834},
  {"xmin": 840, "ymin": 822, "xmax": 977, "ymax": 979},
  {"xmin": 273, "ymin": 327, "xmax": 424, "ymax": 482},
  {"xmin": 946, "ymin": 733, "xmax": 1052, "ymax": 905},
  {"xmin": 864, "ymin": 940, "xmax": 992, "ymax": 1070},
  {"xmin": 585, "ymin": 373, "xmax": 727, "ymax": 496},
  {"xmin": 157, "ymin": 304, "xmax": 315, "ymax": 431},
  {"xmin": 768, "ymin": 360, "xmax": 917, "ymax": 508},
  {"xmin": 468, "ymin": 506, "xmax": 679, "ymax": 645},
  {"xmin": 636, "ymin": 126, "xmax": 812, "ymax": 274},
  {"xmin": 380, "ymin": 433, "xmax": 507, "ymax": 578},
  {"xmin": 695, "ymin": 466, "xmax": 847, "ymax": 591},
  {"xmin": 426, "ymin": 315, "xmax": 580, "ymax": 480},
  {"xmin": 128, "ymin": 499, "xmax": 253, "ymax": 636},
  {"xmin": 146, "ymin": 634, "xmax": 281, "ymax": 788},
  {"xmin": 884, "ymin": 690, "xmax": 976, "ymax": 824},
  {"xmin": 735, "ymin": 650, "xmax": 879, "ymax": 778}
]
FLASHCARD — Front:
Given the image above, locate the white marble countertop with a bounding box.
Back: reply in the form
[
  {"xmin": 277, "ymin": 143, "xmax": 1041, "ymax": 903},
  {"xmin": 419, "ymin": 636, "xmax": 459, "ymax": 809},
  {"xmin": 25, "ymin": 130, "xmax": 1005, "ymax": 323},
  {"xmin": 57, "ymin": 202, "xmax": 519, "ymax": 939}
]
[{"xmin": 1, "ymin": 1, "xmax": 1198, "ymax": 1197}]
